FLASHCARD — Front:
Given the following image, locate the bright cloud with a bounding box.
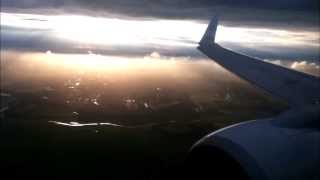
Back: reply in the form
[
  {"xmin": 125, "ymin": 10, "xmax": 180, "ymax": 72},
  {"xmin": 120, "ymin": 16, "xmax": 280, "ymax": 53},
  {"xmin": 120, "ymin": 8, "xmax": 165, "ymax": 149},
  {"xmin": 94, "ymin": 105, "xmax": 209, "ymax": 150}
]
[
  {"xmin": 265, "ymin": 59, "xmax": 320, "ymax": 76},
  {"xmin": 290, "ymin": 61, "xmax": 320, "ymax": 75},
  {"xmin": 1, "ymin": 12, "xmax": 319, "ymax": 49},
  {"xmin": 1, "ymin": 12, "xmax": 319, "ymax": 76}
]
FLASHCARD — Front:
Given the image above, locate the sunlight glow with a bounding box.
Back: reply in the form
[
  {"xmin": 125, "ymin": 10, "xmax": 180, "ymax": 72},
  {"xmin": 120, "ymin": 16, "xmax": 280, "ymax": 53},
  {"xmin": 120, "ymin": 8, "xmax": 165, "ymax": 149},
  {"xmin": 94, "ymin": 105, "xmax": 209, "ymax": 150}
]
[
  {"xmin": 216, "ymin": 26, "xmax": 319, "ymax": 47},
  {"xmin": 0, "ymin": 13, "xmax": 204, "ymax": 47},
  {"xmin": 2, "ymin": 50, "xmax": 229, "ymax": 83},
  {"xmin": 11, "ymin": 51, "xmax": 217, "ymax": 76},
  {"xmin": 1, "ymin": 12, "xmax": 318, "ymax": 48}
]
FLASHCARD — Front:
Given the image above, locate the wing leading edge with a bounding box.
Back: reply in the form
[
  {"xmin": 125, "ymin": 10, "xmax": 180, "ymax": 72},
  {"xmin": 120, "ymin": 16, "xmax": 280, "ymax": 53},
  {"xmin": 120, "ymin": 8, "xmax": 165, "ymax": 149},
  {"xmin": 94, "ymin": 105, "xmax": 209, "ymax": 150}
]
[{"xmin": 198, "ymin": 17, "xmax": 320, "ymax": 107}]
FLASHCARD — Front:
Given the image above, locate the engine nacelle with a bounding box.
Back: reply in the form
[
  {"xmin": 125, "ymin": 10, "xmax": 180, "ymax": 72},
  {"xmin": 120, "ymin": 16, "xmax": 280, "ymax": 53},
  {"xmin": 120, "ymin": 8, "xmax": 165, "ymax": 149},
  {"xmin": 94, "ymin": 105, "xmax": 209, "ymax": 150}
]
[{"xmin": 187, "ymin": 106, "xmax": 320, "ymax": 179}]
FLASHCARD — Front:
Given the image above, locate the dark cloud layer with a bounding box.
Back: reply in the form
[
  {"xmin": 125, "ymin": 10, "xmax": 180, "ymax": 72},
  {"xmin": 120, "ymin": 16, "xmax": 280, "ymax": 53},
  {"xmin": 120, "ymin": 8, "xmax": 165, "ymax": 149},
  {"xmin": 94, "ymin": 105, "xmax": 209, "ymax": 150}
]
[
  {"xmin": 1, "ymin": 0, "xmax": 319, "ymax": 30},
  {"xmin": 2, "ymin": 0, "xmax": 319, "ymax": 11},
  {"xmin": 1, "ymin": 0, "xmax": 319, "ymax": 64},
  {"xmin": 2, "ymin": 25, "xmax": 318, "ymax": 61}
]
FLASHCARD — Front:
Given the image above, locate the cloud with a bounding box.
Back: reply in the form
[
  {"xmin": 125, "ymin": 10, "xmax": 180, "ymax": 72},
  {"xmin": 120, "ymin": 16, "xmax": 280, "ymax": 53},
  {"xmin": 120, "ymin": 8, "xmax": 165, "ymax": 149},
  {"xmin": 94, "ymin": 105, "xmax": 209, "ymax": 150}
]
[
  {"xmin": 265, "ymin": 59, "xmax": 320, "ymax": 76},
  {"xmin": 290, "ymin": 61, "xmax": 320, "ymax": 76},
  {"xmin": 290, "ymin": 61, "xmax": 320, "ymax": 74},
  {"xmin": 1, "ymin": 12, "xmax": 319, "ymax": 63},
  {"xmin": 264, "ymin": 59, "xmax": 283, "ymax": 66},
  {"xmin": 0, "ymin": 50, "xmax": 232, "ymax": 89},
  {"xmin": 1, "ymin": 0, "xmax": 319, "ymax": 31},
  {"xmin": 3, "ymin": 0, "xmax": 319, "ymax": 11},
  {"xmin": 149, "ymin": 52, "xmax": 161, "ymax": 59}
]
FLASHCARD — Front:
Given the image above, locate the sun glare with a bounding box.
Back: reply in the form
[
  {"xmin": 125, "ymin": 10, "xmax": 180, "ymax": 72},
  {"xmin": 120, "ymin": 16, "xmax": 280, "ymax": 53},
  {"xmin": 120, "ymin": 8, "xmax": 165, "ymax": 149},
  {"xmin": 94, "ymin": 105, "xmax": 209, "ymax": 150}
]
[
  {"xmin": 23, "ymin": 51, "xmax": 184, "ymax": 73},
  {"xmin": 1, "ymin": 12, "xmax": 319, "ymax": 48},
  {"xmin": 2, "ymin": 50, "xmax": 229, "ymax": 86},
  {"xmin": 0, "ymin": 13, "xmax": 204, "ymax": 47}
]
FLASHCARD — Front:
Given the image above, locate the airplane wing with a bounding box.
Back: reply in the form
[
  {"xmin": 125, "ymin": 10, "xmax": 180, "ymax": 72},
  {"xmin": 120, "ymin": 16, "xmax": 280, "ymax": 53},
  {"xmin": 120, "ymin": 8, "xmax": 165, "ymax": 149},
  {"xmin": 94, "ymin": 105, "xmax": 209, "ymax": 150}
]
[
  {"xmin": 198, "ymin": 17, "xmax": 320, "ymax": 107},
  {"xmin": 188, "ymin": 16, "xmax": 320, "ymax": 180}
]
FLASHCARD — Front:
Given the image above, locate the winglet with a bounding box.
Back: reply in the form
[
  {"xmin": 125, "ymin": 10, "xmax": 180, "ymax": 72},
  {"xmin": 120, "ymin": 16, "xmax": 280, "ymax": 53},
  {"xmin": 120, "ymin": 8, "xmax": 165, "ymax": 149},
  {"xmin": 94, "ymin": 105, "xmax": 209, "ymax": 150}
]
[{"xmin": 199, "ymin": 16, "xmax": 219, "ymax": 46}]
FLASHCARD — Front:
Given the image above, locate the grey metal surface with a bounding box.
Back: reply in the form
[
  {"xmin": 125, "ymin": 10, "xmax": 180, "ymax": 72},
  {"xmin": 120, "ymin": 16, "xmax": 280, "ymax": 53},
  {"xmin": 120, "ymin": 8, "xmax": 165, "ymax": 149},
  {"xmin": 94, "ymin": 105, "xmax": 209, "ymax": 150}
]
[
  {"xmin": 193, "ymin": 111, "xmax": 320, "ymax": 179},
  {"xmin": 191, "ymin": 17, "xmax": 320, "ymax": 179},
  {"xmin": 198, "ymin": 17, "xmax": 320, "ymax": 107}
]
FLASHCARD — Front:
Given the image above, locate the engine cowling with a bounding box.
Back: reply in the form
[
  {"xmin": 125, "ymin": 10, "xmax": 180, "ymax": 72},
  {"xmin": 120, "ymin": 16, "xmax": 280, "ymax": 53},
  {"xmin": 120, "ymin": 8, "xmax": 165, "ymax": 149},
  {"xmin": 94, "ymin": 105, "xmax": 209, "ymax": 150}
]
[{"xmin": 187, "ymin": 106, "xmax": 320, "ymax": 179}]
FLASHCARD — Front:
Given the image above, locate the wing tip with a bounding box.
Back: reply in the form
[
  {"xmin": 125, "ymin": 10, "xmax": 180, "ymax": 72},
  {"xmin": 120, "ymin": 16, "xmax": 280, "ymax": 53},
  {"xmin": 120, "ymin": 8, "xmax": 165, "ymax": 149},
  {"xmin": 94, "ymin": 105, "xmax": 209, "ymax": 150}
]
[{"xmin": 199, "ymin": 15, "xmax": 219, "ymax": 46}]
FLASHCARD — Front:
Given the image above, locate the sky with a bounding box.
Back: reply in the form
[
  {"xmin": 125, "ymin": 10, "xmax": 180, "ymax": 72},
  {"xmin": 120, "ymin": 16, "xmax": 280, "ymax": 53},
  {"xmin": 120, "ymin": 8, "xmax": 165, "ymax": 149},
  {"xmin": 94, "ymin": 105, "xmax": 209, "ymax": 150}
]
[{"xmin": 1, "ymin": 0, "xmax": 320, "ymax": 75}]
